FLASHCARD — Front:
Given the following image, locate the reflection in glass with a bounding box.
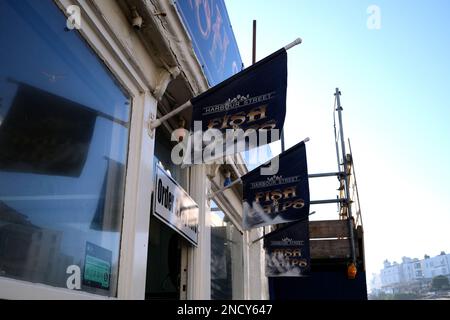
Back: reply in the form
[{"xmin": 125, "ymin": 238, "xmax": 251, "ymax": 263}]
[
  {"xmin": 0, "ymin": 0, "xmax": 130, "ymax": 297},
  {"xmin": 0, "ymin": 81, "xmax": 98, "ymax": 177},
  {"xmin": 210, "ymin": 202, "xmax": 244, "ymax": 299}
]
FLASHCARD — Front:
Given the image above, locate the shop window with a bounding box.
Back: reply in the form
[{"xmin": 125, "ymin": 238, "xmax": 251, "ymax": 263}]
[
  {"xmin": 0, "ymin": 0, "xmax": 130, "ymax": 297},
  {"xmin": 210, "ymin": 201, "xmax": 244, "ymax": 299}
]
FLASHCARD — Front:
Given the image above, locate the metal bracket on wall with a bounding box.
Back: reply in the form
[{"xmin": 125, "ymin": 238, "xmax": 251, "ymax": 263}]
[
  {"xmin": 152, "ymin": 66, "xmax": 180, "ymax": 101},
  {"xmin": 147, "ymin": 113, "xmax": 155, "ymax": 138},
  {"xmin": 206, "ymin": 162, "xmax": 221, "ymax": 180}
]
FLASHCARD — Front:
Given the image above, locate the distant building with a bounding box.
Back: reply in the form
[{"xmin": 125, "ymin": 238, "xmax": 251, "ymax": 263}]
[
  {"xmin": 379, "ymin": 260, "xmax": 402, "ymax": 293},
  {"xmin": 399, "ymin": 257, "xmax": 424, "ymax": 283},
  {"xmin": 369, "ymin": 273, "xmax": 382, "ymax": 294},
  {"xmin": 375, "ymin": 252, "xmax": 450, "ymax": 294},
  {"xmin": 421, "ymin": 252, "xmax": 450, "ymax": 279}
]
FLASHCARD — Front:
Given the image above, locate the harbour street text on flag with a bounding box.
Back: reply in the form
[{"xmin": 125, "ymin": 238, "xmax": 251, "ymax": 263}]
[{"xmin": 242, "ymin": 140, "xmax": 310, "ymax": 230}]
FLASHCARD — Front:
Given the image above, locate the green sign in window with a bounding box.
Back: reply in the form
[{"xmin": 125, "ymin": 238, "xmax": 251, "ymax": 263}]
[
  {"xmin": 83, "ymin": 242, "xmax": 112, "ymax": 290},
  {"xmin": 84, "ymin": 255, "xmax": 110, "ymax": 289}
]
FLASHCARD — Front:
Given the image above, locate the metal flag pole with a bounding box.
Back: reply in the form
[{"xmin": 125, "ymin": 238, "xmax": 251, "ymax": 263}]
[
  {"xmin": 148, "ymin": 100, "xmax": 192, "ymax": 131},
  {"xmin": 348, "ymin": 138, "xmax": 363, "ymax": 227},
  {"xmin": 335, "ymin": 88, "xmax": 357, "ymax": 265},
  {"xmin": 208, "ymin": 178, "xmax": 242, "ymax": 200},
  {"xmin": 333, "ymin": 96, "xmax": 341, "ymax": 173},
  {"xmin": 252, "ymin": 20, "xmax": 257, "ymax": 65},
  {"xmin": 284, "ymin": 38, "xmax": 302, "ymax": 50},
  {"xmin": 147, "ymin": 38, "xmax": 302, "ymax": 132}
]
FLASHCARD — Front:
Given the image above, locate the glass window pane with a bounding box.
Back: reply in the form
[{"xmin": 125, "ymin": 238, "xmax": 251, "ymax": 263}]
[
  {"xmin": 210, "ymin": 201, "xmax": 244, "ymax": 300},
  {"xmin": 0, "ymin": 0, "xmax": 130, "ymax": 297}
]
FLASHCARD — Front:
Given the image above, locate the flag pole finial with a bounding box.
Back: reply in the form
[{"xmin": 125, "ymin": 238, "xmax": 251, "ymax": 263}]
[{"xmin": 284, "ymin": 38, "xmax": 302, "ymax": 51}]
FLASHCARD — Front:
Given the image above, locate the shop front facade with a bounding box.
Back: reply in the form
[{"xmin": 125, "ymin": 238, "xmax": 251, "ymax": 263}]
[{"xmin": 0, "ymin": 0, "xmax": 267, "ymax": 300}]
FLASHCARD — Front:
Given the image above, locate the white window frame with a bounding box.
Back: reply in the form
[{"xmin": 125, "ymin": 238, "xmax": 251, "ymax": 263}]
[{"xmin": 0, "ymin": 0, "xmax": 159, "ymax": 300}]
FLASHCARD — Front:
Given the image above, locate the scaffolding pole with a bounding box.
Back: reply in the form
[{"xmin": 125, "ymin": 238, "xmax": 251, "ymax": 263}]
[{"xmin": 335, "ymin": 88, "xmax": 357, "ymax": 265}]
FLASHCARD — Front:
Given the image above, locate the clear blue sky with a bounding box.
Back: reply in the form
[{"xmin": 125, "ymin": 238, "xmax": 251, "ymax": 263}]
[{"xmin": 226, "ymin": 0, "xmax": 450, "ymax": 287}]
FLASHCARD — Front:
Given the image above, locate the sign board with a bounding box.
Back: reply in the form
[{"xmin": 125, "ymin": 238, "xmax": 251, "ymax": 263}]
[
  {"xmin": 263, "ymin": 219, "xmax": 310, "ymax": 277},
  {"xmin": 153, "ymin": 164, "xmax": 199, "ymax": 246},
  {"xmin": 83, "ymin": 242, "xmax": 112, "ymax": 290},
  {"xmin": 175, "ymin": 0, "xmax": 243, "ymax": 86}
]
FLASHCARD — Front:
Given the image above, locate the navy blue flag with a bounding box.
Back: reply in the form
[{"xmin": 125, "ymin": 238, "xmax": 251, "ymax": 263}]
[
  {"xmin": 263, "ymin": 218, "xmax": 311, "ymax": 277},
  {"xmin": 242, "ymin": 140, "xmax": 310, "ymax": 230},
  {"xmin": 190, "ymin": 48, "xmax": 287, "ymax": 152}
]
